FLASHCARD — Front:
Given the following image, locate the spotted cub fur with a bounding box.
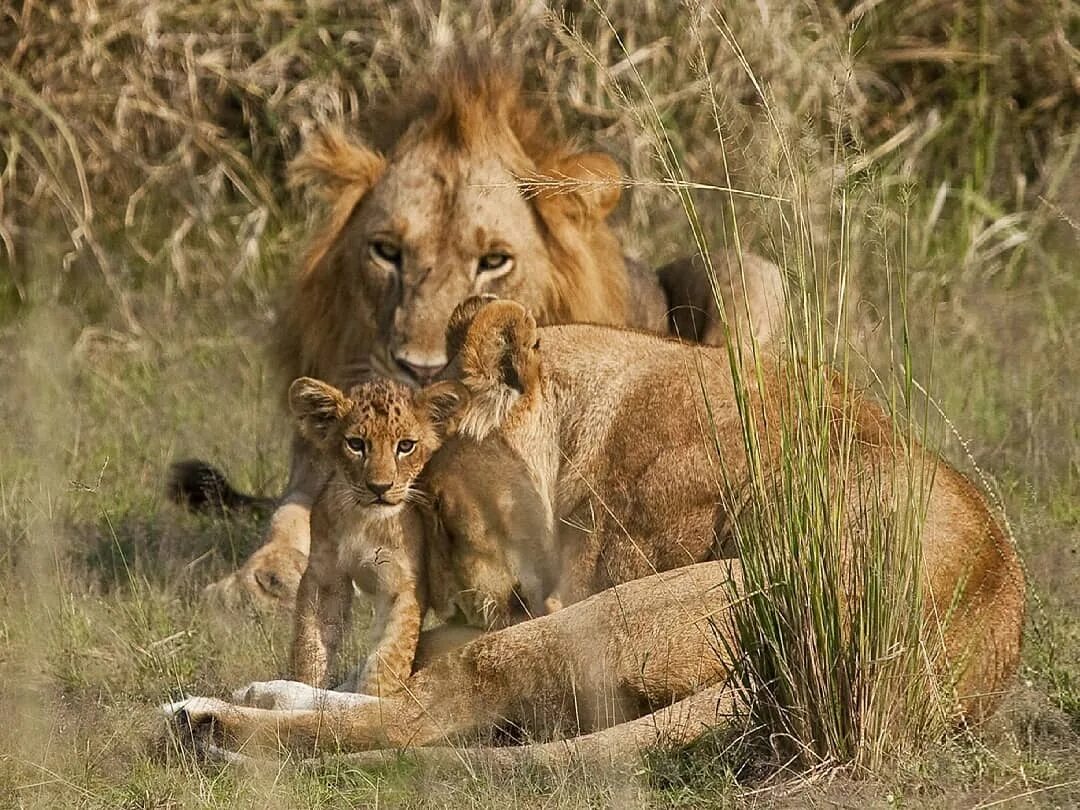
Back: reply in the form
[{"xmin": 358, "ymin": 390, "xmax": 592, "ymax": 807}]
[{"xmin": 288, "ymin": 375, "xmax": 463, "ymax": 695}]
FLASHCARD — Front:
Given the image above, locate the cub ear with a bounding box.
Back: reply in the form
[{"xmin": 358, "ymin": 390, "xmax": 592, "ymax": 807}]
[
  {"xmin": 289, "ymin": 377, "xmax": 350, "ymax": 447},
  {"xmin": 288, "ymin": 125, "xmax": 386, "ymax": 202},
  {"xmin": 446, "ymin": 294, "xmax": 499, "ymax": 362},
  {"xmin": 415, "ymin": 380, "xmax": 469, "ymax": 436},
  {"xmin": 535, "ymin": 151, "xmax": 622, "ymax": 221},
  {"xmin": 459, "ymin": 300, "xmax": 540, "ymax": 396}
]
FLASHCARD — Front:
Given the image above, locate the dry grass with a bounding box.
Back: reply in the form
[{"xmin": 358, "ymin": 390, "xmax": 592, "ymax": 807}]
[{"xmin": 1, "ymin": 1, "xmax": 1078, "ymax": 806}]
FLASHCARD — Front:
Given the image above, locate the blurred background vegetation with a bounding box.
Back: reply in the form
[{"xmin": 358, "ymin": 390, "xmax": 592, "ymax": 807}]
[{"xmin": 0, "ymin": 1, "xmax": 1077, "ymax": 806}]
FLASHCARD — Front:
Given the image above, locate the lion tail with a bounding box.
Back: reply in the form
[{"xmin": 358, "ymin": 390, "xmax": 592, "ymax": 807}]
[{"xmin": 166, "ymin": 459, "xmax": 275, "ymax": 514}]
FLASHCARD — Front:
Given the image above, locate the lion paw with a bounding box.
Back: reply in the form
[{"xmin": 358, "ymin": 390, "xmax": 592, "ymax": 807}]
[
  {"xmin": 232, "ymin": 680, "xmax": 322, "ymax": 710},
  {"xmin": 159, "ymin": 696, "xmax": 232, "ymax": 760},
  {"xmin": 161, "ymin": 695, "xmax": 231, "ymax": 722},
  {"xmin": 231, "ymin": 679, "xmax": 381, "ymax": 711}
]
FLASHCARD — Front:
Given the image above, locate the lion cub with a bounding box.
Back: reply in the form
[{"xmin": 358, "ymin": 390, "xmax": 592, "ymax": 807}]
[{"xmin": 288, "ymin": 375, "xmax": 463, "ymax": 695}]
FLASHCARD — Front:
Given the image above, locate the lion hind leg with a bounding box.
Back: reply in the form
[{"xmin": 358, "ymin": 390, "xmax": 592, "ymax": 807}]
[{"xmin": 328, "ymin": 681, "xmax": 736, "ymax": 774}]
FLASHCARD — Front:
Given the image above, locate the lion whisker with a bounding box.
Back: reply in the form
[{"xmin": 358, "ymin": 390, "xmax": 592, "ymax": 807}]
[{"xmin": 403, "ymin": 485, "xmax": 432, "ymax": 508}]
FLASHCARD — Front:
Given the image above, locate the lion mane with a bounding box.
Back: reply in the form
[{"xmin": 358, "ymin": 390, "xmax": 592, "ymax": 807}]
[{"xmin": 276, "ymin": 58, "xmax": 629, "ymax": 391}]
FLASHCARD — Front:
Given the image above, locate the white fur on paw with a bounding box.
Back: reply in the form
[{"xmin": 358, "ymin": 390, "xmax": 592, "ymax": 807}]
[
  {"xmin": 233, "ymin": 679, "xmax": 381, "ymax": 711},
  {"xmin": 232, "ymin": 679, "xmax": 322, "ymax": 710},
  {"xmin": 160, "ymin": 696, "xmax": 231, "ymax": 721},
  {"xmin": 316, "ymin": 690, "xmax": 380, "ymax": 709}
]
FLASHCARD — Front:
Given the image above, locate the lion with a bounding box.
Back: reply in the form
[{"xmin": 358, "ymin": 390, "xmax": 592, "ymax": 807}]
[
  {"xmin": 286, "ymin": 375, "xmax": 464, "ymax": 695},
  {"xmin": 180, "ymin": 57, "xmax": 788, "ymax": 613},
  {"xmin": 164, "ymin": 299, "xmax": 1025, "ymax": 767},
  {"xmin": 285, "ymin": 372, "xmax": 558, "ymax": 696}
]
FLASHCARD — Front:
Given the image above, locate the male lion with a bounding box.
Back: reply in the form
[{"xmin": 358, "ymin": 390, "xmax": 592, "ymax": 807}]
[
  {"xmin": 189, "ymin": 58, "xmax": 786, "ymax": 612},
  {"xmin": 165, "ymin": 299, "xmax": 1024, "ymax": 767}
]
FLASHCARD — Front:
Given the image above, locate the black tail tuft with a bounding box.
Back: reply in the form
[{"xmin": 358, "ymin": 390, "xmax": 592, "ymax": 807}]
[{"xmin": 166, "ymin": 459, "xmax": 275, "ymax": 514}]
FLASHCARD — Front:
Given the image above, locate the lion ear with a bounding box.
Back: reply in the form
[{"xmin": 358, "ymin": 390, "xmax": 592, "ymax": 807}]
[
  {"xmin": 451, "ymin": 301, "xmax": 540, "ymax": 440},
  {"xmin": 288, "ymin": 125, "xmax": 386, "ymax": 202},
  {"xmin": 464, "ymin": 300, "xmax": 539, "ymax": 395},
  {"xmin": 415, "ymin": 381, "xmax": 469, "ymax": 436},
  {"xmin": 289, "ymin": 377, "xmax": 350, "ymax": 447},
  {"xmin": 446, "ymin": 295, "xmax": 499, "ymax": 361},
  {"xmin": 540, "ymin": 151, "xmax": 622, "ymax": 221}
]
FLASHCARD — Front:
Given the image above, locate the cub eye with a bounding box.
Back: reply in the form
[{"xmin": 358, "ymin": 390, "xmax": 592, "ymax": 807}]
[
  {"xmin": 396, "ymin": 439, "xmax": 417, "ymax": 456},
  {"xmin": 477, "ymin": 252, "xmax": 512, "ymax": 274},
  {"xmin": 369, "ymin": 240, "xmax": 402, "ymax": 266},
  {"xmin": 344, "ymin": 437, "xmax": 366, "ymax": 455}
]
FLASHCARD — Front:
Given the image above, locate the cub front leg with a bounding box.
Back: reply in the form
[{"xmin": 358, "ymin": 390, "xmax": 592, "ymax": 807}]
[
  {"xmin": 355, "ymin": 589, "xmax": 423, "ymax": 695},
  {"xmin": 352, "ymin": 517, "xmax": 428, "ymax": 695},
  {"xmin": 290, "ymin": 514, "xmax": 352, "ymax": 687}
]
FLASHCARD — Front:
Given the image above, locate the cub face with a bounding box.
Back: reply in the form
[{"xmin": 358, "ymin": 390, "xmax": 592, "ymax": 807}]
[{"xmin": 289, "ymin": 376, "xmax": 465, "ymax": 512}]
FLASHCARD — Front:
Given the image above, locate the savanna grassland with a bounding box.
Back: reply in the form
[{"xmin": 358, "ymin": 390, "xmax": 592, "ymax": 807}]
[{"xmin": 1, "ymin": 2, "xmax": 1078, "ymax": 807}]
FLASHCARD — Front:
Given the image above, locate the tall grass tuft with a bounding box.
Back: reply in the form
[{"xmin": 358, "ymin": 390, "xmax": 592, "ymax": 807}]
[
  {"xmin": 716, "ymin": 269, "xmax": 950, "ymax": 771},
  {"xmin": 616, "ymin": 10, "xmax": 963, "ymax": 771}
]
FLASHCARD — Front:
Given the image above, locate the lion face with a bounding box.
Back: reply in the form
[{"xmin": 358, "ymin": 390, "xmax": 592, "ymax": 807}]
[
  {"xmin": 289, "ymin": 376, "xmax": 465, "ymax": 512},
  {"xmin": 281, "ymin": 68, "xmax": 630, "ymax": 395},
  {"xmin": 347, "ymin": 149, "xmax": 556, "ymax": 385}
]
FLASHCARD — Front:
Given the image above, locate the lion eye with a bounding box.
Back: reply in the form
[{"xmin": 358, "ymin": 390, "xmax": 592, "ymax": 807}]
[
  {"xmin": 477, "ymin": 252, "xmax": 512, "ymax": 274},
  {"xmin": 344, "ymin": 437, "xmax": 366, "ymax": 455},
  {"xmin": 396, "ymin": 439, "xmax": 417, "ymax": 456},
  {"xmin": 369, "ymin": 240, "xmax": 402, "ymax": 266}
]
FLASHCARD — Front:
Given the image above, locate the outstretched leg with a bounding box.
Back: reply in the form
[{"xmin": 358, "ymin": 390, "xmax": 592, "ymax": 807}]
[
  {"xmin": 166, "ymin": 561, "xmax": 744, "ymax": 757},
  {"xmin": 334, "ymin": 680, "xmax": 736, "ymax": 773}
]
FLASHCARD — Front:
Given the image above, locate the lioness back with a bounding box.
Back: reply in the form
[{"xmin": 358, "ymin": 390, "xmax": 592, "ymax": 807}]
[{"xmin": 450, "ymin": 299, "xmax": 1024, "ymax": 721}]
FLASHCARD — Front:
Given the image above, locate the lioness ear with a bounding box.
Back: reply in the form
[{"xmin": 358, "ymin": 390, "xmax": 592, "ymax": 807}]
[
  {"xmin": 288, "ymin": 125, "xmax": 386, "ymax": 201},
  {"xmin": 289, "ymin": 377, "xmax": 350, "ymax": 447},
  {"xmin": 446, "ymin": 294, "xmax": 499, "ymax": 361},
  {"xmin": 539, "ymin": 151, "xmax": 622, "ymax": 221},
  {"xmin": 415, "ymin": 380, "xmax": 469, "ymax": 436},
  {"xmin": 461, "ymin": 300, "xmax": 539, "ymax": 395}
]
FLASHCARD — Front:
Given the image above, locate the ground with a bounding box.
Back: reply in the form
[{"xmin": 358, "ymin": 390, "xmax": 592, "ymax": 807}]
[{"xmin": 0, "ymin": 2, "xmax": 1077, "ymax": 807}]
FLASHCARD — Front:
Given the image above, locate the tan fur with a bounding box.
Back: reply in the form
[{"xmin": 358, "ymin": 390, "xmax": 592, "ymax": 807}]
[
  {"xmin": 421, "ymin": 433, "xmax": 557, "ymax": 631},
  {"xmin": 202, "ymin": 500, "xmax": 312, "ymax": 612},
  {"xmin": 276, "ymin": 64, "xmax": 631, "ymax": 393},
  {"xmin": 287, "ymin": 376, "xmax": 463, "ymax": 696},
  {"xmin": 169, "ymin": 299, "xmax": 1024, "ymax": 767},
  {"xmin": 450, "ymin": 300, "xmax": 1026, "ymax": 717},
  {"xmin": 201, "ymin": 63, "xmax": 631, "ymax": 610},
  {"xmin": 172, "ymin": 562, "xmax": 744, "ymax": 760},
  {"xmin": 284, "ymin": 374, "xmax": 547, "ymax": 692},
  {"xmin": 203, "ymin": 60, "xmax": 789, "ymax": 612}
]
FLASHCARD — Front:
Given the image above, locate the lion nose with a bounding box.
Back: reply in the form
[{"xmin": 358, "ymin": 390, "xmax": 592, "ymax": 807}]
[
  {"xmin": 368, "ymin": 482, "xmax": 392, "ymax": 498},
  {"xmin": 393, "ymin": 354, "xmax": 446, "ymax": 385}
]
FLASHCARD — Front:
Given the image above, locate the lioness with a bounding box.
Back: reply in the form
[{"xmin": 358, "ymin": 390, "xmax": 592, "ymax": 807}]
[
  {"xmin": 185, "ymin": 57, "xmax": 787, "ymax": 612},
  {"xmin": 166, "ymin": 299, "xmax": 1024, "ymax": 765}
]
